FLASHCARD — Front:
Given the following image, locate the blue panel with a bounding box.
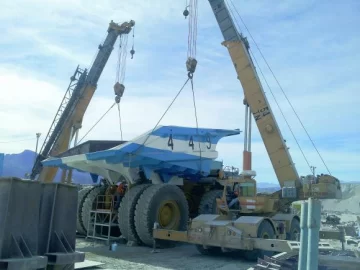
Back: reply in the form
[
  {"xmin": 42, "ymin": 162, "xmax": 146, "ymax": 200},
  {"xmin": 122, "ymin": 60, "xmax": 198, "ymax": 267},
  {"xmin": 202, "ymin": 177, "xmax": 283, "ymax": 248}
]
[
  {"xmin": 43, "ymin": 158, "xmax": 64, "ymax": 167},
  {"xmin": 41, "ymin": 126, "xmax": 241, "ymax": 183},
  {"xmin": 90, "ymin": 173, "xmax": 99, "ymax": 183},
  {"xmin": 151, "ymin": 126, "xmax": 240, "ymax": 143},
  {"xmin": 142, "ymin": 166, "xmax": 153, "ymax": 179}
]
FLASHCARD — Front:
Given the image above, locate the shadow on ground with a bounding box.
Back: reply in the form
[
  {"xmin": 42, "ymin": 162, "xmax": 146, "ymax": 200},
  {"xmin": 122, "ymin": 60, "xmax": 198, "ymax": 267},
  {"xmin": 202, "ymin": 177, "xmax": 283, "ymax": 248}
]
[{"xmin": 76, "ymin": 239, "xmax": 254, "ymax": 270}]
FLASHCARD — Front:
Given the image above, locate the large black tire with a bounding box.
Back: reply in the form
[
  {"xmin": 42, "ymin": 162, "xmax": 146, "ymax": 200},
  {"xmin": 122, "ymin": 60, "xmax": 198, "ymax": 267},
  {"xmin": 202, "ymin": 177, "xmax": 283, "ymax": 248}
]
[
  {"xmin": 81, "ymin": 185, "xmax": 107, "ymax": 234},
  {"xmin": 134, "ymin": 184, "xmax": 189, "ymax": 247},
  {"xmin": 198, "ymin": 189, "xmax": 223, "ymax": 214},
  {"xmin": 287, "ymin": 218, "xmax": 300, "ymax": 241},
  {"xmin": 77, "ymin": 186, "xmax": 94, "ymax": 235},
  {"xmin": 243, "ymin": 219, "xmax": 276, "ymax": 261},
  {"xmin": 118, "ymin": 184, "xmax": 151, "ymax": 243}
]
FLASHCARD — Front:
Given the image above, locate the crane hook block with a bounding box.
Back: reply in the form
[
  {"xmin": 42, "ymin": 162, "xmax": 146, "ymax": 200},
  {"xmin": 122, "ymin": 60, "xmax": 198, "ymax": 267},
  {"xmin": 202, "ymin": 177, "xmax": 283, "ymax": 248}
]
[
  {"xmin": 183, "ymin": 8, "xmax": 189, "ymax": 19},
  {"xmin": 186, "ymin": 57, "xmax": 197, "ymax": 74},
  {"xmin": 130, "ymin": 48, "xmax": 135, "ymax": 59},
  {"xmin": 114, "ymin": 82, "xmax": 125, "ymax": 97}
]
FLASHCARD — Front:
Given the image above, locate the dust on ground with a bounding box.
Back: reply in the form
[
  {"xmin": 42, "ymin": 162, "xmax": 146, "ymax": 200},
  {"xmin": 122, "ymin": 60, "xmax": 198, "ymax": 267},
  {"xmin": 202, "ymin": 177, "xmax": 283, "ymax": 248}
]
[
  {"xmin": 76, "ymin": 238, "xmax": 254, "ymax": 270},
  {"xmin": 322, "ymin": 183, "xmax": 360, "ymax": 215}
]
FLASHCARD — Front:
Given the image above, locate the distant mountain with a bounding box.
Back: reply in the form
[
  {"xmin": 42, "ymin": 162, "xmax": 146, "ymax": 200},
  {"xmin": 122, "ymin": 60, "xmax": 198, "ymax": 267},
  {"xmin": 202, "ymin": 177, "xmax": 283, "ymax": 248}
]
[{"xmin": 1, "ymin": 150, "xmax": 93, "ymax": 184}]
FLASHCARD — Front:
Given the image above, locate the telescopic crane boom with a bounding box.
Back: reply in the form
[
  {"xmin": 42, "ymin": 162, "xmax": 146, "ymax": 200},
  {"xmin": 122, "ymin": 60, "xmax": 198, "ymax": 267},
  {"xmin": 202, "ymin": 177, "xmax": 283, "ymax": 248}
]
[
  {"xmin": 30, "ymin": 20, "xmax": 135, "ymax": 182},
  {"xmin": 208, "ymin": 0, "xmax": 340, "ymax": 199}
]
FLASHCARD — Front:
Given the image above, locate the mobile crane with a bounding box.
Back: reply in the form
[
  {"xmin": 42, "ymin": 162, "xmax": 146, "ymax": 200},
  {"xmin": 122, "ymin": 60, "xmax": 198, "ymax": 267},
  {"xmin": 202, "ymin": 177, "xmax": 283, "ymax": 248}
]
[
  {"xmin": 30, "ymin": 20, "xmax": 135, "ymax": 182},
  {"xmin": 153, "ymin": 0, "xmax": 342, "ymax": 259}
]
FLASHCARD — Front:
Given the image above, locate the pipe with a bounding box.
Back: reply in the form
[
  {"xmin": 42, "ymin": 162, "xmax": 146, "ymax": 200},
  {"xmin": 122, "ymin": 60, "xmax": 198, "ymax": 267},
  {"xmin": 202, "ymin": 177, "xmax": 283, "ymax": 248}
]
[
  {"xmin": 244, "ymin": 104, "xmax": 248, "ymax": 151},
  {"xmin": 298, "ymin": 201, "xmax": 308, "ymax": 270},
  {"xmin": 306, "ymin": 198, "xmax": 321, "ymax": 270},
  {"xmin": 248, "ymin": 105, "xmax": 252, "ymax": 152},
  {"xmin": 68, "ymin": 126, "xmax": 75, "ymax": 149},
  {"xmin": 74, "ymin": 128, "xmax": 80, "ymax": 147}
]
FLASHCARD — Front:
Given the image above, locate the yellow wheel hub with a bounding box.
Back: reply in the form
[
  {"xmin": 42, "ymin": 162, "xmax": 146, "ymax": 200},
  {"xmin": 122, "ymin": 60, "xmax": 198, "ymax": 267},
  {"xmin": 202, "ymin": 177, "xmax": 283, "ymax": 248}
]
[
  {"xmin": 158, "ymin": 200, "xmax": 181, "ymax": 229},
  {"xmin": 262, "ymin": 232, "xmax": 270, "ymax": 239}
]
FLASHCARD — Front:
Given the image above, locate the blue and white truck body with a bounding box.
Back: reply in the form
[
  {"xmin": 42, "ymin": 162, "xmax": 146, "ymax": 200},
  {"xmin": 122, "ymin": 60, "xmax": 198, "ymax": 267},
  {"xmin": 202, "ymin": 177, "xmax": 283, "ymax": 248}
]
[{"xmin": 42, "ymin": 125, "xmax": 241, "ymax": 185}]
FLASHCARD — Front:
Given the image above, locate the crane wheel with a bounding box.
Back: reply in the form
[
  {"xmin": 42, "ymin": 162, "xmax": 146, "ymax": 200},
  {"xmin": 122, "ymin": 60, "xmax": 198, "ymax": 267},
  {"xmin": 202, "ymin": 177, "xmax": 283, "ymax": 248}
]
[
  {"xmin": 134, "ymin": 184, "xmax": 189, "ymax": 247},
  {"xmin": 80, "ymin": 185, "xmax": 108, "ymax": 235},
  {"xmin": 195, "ymin": 245, "xmax": 222, "ymax": 256},
  {"xmin": 77, "ymin": 186, "xmax": 94, "ymax": 235},
  {"xmin": 198, "ymin": 189, "xmax": 223, "ymax": 214},
  {"xmin": 287, "ymin": 218, "xmax": 300, "ymax": 240},
  {"xmin": 118, "ymin": 184, "xmax": 151, "ymax": 244},
  {"xmin": 243, "ymin": 219, "xmax": 275, "ymax": 261}
]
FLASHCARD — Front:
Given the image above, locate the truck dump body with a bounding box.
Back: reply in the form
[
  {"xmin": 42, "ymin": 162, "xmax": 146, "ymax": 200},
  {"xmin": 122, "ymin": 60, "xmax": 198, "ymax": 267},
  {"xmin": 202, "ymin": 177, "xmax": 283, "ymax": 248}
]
[
  {"xmin": 55, "ymin": 140, "xmax": 127, "ymax": 158},
  {"xmin": 42, "ymin": 125, "xmax": 240, "ymax": 184}
]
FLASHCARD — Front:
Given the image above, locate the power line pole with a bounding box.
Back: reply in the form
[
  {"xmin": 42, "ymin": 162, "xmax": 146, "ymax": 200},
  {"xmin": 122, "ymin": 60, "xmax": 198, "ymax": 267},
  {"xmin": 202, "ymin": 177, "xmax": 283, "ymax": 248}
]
[
  {"xmin": 34, "ymin": 133, "xmax": 41, "ymax": 165},
  {"xmin": 310, "ymin": 166, "xmax": 316, "ymax": 178}
]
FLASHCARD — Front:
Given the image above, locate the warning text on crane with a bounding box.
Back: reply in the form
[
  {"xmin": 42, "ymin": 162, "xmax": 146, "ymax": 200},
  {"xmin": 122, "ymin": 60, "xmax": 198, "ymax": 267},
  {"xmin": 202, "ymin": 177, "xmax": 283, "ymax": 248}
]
[{"xmin": 253, "ymin": 106, "xmax": 270, "ymax": 121}]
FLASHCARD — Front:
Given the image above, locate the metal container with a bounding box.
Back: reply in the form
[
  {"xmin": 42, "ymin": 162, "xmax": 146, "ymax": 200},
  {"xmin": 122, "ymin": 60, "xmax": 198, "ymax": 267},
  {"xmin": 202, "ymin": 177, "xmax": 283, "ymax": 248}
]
[
  {"xmin": 38, "ymin": 182, "xmax": 84, "ymax": 269},
  {"xmin": 0, "ymin": 177, "xmax": 47, "ymax": 269}
]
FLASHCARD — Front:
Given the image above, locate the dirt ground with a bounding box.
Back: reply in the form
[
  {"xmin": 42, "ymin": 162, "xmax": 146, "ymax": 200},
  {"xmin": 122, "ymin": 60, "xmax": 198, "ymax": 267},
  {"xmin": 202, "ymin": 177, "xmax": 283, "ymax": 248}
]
[
  {"xmin": 76, "ymin": 238, "xmax": 254, "ymax": 270},
  {"xmin": 75, "ymin": 183, "xmax": 360, "ymax": 269}
]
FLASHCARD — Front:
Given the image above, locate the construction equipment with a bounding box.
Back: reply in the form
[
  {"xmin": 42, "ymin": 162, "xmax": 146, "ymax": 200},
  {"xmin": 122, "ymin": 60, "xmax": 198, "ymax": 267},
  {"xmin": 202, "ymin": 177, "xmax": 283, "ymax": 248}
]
[
  {"xmin": 42, "ymin": 0, "xmax": 342, "ymax": 257},
  {"xmin": 30, "ymin": 20, "xmax": 135, "ymax": 183},
  {"xmin": 152, "ymin": 0, "xmax": 342, "ymax": 259},
  {"xmin": 43, "ymin": 126, "xmax": 241, "ymax": 243}
]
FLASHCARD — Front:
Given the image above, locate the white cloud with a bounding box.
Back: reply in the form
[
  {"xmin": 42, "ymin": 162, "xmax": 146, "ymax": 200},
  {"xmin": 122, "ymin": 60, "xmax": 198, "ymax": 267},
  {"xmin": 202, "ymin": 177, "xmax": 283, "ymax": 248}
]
[{"xmin": 0, "ymin": 0, "xmax": 358, "ymax": 183}]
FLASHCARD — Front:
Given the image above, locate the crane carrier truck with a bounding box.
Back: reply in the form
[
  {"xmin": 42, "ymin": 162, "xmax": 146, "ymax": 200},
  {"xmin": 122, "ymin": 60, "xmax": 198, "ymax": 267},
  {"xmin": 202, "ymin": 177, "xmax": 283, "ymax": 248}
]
[{"xmin": 152, "ymin": 0, "xmax": 342, "ymax": 260}]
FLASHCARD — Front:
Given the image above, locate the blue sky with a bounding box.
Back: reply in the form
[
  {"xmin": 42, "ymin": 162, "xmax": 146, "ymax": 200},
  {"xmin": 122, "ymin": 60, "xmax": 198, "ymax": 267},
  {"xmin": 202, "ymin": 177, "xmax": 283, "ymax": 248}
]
[{"xmin": 0, "ymin": 0, "xmax": 359, "ymax": 184}]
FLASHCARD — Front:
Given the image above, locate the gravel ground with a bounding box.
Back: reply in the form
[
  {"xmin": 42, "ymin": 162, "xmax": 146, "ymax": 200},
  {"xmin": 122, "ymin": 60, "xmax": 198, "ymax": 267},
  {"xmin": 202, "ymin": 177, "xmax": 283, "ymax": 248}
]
[{"xmin": 76, "ymin": 239, "xmax": 254, "ymax": 270}]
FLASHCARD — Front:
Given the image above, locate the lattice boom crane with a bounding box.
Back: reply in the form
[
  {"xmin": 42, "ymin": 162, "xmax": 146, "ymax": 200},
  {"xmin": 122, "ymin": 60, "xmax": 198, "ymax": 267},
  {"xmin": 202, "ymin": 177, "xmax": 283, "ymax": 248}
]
[{"xmin": 30, "ymin": 20, "xmax": 135, "ymax": 182}]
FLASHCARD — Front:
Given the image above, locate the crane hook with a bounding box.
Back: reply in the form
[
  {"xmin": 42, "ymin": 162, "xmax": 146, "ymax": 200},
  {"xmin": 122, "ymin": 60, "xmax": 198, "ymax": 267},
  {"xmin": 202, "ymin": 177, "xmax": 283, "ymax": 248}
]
[
  {"xmin": 183, "ymin": 6, "xmax": 189, "ymax": 19},
  {"xmin": 130, "ymin": 46, "xmax": 135, "ymax": 59}
]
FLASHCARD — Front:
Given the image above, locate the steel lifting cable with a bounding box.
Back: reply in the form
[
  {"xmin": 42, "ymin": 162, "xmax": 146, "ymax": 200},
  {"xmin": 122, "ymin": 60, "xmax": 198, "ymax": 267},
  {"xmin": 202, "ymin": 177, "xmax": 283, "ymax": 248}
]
[
  {"xmin": 133, "ymin": 77, "xmax": 191, "ymax": 154},
  {"xmin": 117, "ymin": 103, "xmax": 123, "ymax": 141},
  {"xmin": 120, "ymin": 34, "xmax": 129, "ymax": 84},
  {"xmin": 190, "ymin": 77, "xmax": 203, "ymax": 173},
  {"xmin": 120, "ymin": 73, "xmax": 194, "ymax": 235},
  {"xmin": 227, "ymin": 0, "xmax": 331, "ymax": 174},
  {"xmin": 184, "ymin": 0, "xmax": 203, "ymax": 172},
  {"xmin": 77, "ymin": 102, "xmax": 117, "ymax": 144},
  {"xmin": 114, "ymin": 33, "xmax": 131, "ymax": 141},
  {"xmin": 229, "ymin": 0, "xmax": 332, "ymax": 175},
  {"xmin": 225, "ymin": 1, "xmax": 312, "ymax": 171},
  {"xmin": 121, "ymin": 1, "xmax": 202, "ymax": 193},
  {"xmin": 186, "ymin": 0, "xmax": 198, "ymax": 58}
]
